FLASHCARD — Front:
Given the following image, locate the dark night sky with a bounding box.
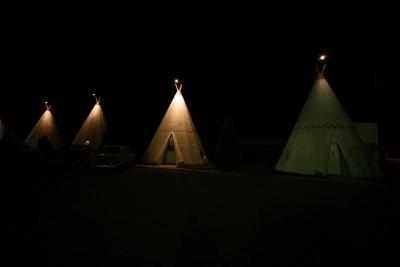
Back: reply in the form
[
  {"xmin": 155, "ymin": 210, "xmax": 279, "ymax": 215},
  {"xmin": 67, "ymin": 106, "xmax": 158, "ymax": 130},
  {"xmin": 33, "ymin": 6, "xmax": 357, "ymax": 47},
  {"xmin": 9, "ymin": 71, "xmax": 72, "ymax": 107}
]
[{"xmin": 1, "ymin": 22, "xmax": 397, "ymax": 156}]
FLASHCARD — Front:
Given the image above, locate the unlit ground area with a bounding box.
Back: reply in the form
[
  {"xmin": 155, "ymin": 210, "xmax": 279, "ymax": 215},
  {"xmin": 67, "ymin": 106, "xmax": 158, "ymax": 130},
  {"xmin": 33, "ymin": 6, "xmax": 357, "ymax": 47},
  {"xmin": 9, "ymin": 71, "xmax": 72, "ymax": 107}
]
[{"xmin": 6, "ymin": 165, "xmax": 400, "ymax": 266}]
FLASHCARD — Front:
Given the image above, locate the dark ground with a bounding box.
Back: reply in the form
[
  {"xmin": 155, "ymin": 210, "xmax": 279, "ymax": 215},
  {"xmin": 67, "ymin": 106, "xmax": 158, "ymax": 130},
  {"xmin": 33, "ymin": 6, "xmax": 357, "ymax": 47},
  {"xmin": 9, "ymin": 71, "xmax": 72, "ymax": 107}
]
[{"xmin": 5, "ymin": 164, "xmax": 400, "ymax": 266}]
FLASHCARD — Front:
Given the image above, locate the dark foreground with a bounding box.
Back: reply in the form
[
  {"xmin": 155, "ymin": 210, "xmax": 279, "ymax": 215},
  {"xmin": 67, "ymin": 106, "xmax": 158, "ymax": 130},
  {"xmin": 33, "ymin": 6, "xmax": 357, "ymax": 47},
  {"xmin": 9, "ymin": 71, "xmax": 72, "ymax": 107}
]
[{"xmin": 5, "ymin": 165, "xmax": 400, "ymax": 266}]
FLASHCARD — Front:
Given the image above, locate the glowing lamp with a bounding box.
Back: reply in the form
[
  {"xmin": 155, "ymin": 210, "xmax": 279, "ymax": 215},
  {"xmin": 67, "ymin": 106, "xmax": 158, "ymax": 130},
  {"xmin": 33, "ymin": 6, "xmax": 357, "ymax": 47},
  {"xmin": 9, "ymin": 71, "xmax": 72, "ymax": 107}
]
[
  {"xmin": 319, "ymin": 54, "xmax": 326, "ymax": 61},
  {"xmin": 174, "ymin": 79, "xmax": 179, "ymax": 84}
]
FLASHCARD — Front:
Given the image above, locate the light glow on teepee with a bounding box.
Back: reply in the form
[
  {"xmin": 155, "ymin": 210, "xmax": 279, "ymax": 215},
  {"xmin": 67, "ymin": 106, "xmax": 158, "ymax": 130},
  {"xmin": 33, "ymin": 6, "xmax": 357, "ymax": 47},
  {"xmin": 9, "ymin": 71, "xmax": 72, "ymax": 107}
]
[
  {"xmin": 72, "ymin": 96, "xmax": 106, "ymax": 150},
  {"xmin": 25, "ymin": 105, "xmax": 63, "ymax": 149}
]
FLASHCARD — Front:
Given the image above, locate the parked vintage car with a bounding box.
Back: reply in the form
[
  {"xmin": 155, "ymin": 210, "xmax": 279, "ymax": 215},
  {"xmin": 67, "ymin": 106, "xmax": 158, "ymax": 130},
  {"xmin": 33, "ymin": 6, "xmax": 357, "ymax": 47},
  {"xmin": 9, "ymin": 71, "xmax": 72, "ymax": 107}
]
[
  {"xmin": 91, "ymin": 145, "xmax": 136, "ymax": 168},
  {"xmin": 64, "ymin": 144, "xmax": 96, "ymax": 167}
]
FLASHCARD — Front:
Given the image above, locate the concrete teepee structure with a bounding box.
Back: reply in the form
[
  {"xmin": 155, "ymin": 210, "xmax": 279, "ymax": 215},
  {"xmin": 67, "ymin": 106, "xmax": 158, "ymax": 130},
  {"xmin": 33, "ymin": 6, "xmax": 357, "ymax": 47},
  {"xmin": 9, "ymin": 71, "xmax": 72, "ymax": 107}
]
[
  {"xmin": 143, "ymin": 79, "xmax": 208, "ymax": 166},
  {"xmin": 25, "ymin": 102, "xmax": 63, "ymax": 150},
  {"xmin": 72, "ymin": 94, "xmax": 106, "ymax": 150},
  {"xmin": 276, "ymin": 55, "xmax": 379, "ymax": 178}
]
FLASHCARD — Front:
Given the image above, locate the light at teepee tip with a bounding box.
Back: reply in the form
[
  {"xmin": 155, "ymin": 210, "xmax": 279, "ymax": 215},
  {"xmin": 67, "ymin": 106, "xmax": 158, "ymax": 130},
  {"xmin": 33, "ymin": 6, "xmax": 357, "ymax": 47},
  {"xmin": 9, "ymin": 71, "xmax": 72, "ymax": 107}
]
[
  {"xmin": 174, "ymin": 79, "xmax": 179, "ymax": 84},
  {"xmin": 319, "ymin": 54, "xmax": 327, "ymax": 61}
]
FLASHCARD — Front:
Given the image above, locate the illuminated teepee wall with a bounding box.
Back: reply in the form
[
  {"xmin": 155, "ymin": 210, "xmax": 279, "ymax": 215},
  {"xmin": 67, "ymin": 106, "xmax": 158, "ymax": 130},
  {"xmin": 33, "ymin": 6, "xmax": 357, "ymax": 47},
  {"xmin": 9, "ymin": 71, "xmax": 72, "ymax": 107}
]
[
  {"xmin": 25, "ymin": 104, "xmax": 63, "ymax": 149},
  {"xmin": 143, "ymin": 80, "xmax": 208, "ymax": 166},
  {"xmin": 276, "ymin": 66, "xmax": 379, "ymax": 178},
  {"xmin": 72, "ymin": 97, "xmax": 106, "ymax": 150}
]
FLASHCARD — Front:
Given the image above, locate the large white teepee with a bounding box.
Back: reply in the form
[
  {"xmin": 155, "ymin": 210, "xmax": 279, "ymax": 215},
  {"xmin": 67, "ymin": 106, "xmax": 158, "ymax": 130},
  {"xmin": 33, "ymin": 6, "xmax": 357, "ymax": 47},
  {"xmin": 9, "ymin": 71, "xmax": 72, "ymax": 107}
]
[
  {"xmin": 25, "ymin": 106, "xmax": 63, "ymax": 149},
  {"xmin": 72, "ymin": 98, "xmax": 106, "ymax": 150},
  {"xmin": 276, "ymin": 73, "xmax": 379, "ymax": 178},
  {"xmin": 0, "ymin": 119, "xmax": 5, "ymax": 141},
  {"xmin": 143, "ymin": 81, "xmax": 208, "ymax": 166}
]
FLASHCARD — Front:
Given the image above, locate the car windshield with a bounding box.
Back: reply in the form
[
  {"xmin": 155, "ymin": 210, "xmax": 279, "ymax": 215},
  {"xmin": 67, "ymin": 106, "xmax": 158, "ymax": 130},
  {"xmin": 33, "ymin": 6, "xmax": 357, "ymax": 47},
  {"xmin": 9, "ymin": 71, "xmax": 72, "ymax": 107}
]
[{"xmin": 100, "ymin": 146, "xmax": 123, "ymax": 154}]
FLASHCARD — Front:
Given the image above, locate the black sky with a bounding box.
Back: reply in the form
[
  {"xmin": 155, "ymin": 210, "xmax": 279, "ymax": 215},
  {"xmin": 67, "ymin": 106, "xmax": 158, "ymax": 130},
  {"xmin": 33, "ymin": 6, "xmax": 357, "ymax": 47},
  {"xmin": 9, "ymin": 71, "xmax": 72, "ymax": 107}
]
[{"xmin": 1, "ymin": 24, "xmax": 397, "ymax": 156}]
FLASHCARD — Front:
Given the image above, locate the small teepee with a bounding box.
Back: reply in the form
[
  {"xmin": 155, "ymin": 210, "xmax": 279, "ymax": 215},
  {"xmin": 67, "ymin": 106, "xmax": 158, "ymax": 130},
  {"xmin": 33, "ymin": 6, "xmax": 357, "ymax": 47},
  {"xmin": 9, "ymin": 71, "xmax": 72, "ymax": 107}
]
[
  {"xmin": 143, "ymin": 80, "xmax": 208, "ymax": 166},
  {"xmin": 276, "ymin": 55, "xmax": 379, "ymax": 178},
  {"xmin": 72, "ymin": 94, "xmax": 106, "ymax": 150},
  {"xmin": 0, "ymin": 119, "xmax": 5, "ymax": 141},
  {"xmin": 25, "ymin": 102, "xmax": 63, "ymax": 150}
]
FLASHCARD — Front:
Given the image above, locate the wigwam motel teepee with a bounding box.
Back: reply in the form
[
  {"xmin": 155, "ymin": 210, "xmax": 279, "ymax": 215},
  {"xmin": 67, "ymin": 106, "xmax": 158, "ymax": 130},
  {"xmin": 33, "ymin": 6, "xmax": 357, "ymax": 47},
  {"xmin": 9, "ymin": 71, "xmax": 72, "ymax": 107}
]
[
  {"xmin": 25, "ymin": 102, "xmax": 63, "ymax": 150},
  {"xmin": 276, "ymin": 55, "xmax": 379, "ymax": 178},
  {"xmin": 72, "ymin": 94, "xmax": 106, "ymax": 150},
  {"xmin": 143, "ymin": 79, "xmax": 208, "ymax": 166}
]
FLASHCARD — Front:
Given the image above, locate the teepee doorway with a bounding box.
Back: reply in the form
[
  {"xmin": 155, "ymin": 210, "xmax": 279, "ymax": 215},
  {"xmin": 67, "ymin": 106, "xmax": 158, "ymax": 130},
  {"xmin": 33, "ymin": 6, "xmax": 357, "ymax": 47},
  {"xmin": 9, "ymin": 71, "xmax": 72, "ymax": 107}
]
[
  {"xmin": 327, "ymin": 143, "xmax": 350, "ymax": 176},
  {"xmin": 163, "ymin": 134, "xmax": 176, "ymax": 164}
]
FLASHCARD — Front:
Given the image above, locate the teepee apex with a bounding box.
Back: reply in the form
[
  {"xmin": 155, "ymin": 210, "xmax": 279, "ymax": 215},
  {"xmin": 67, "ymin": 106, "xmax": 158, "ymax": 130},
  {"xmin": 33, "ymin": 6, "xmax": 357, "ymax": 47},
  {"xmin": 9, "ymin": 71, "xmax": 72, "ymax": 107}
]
[
  {"xmin": 92, "ymin": 93, "xmax": 101, "ymax": 104},
  {"xmin": 174, "ymin": 79, "xmax": 183, "ymax": 91},
  {"xmin": 45, "ymin": 101, "xmax": 51, "ymax": 111},
  {"xmin": 315, "ymin": 53, "xmax": 328, "ymax": 75}
]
